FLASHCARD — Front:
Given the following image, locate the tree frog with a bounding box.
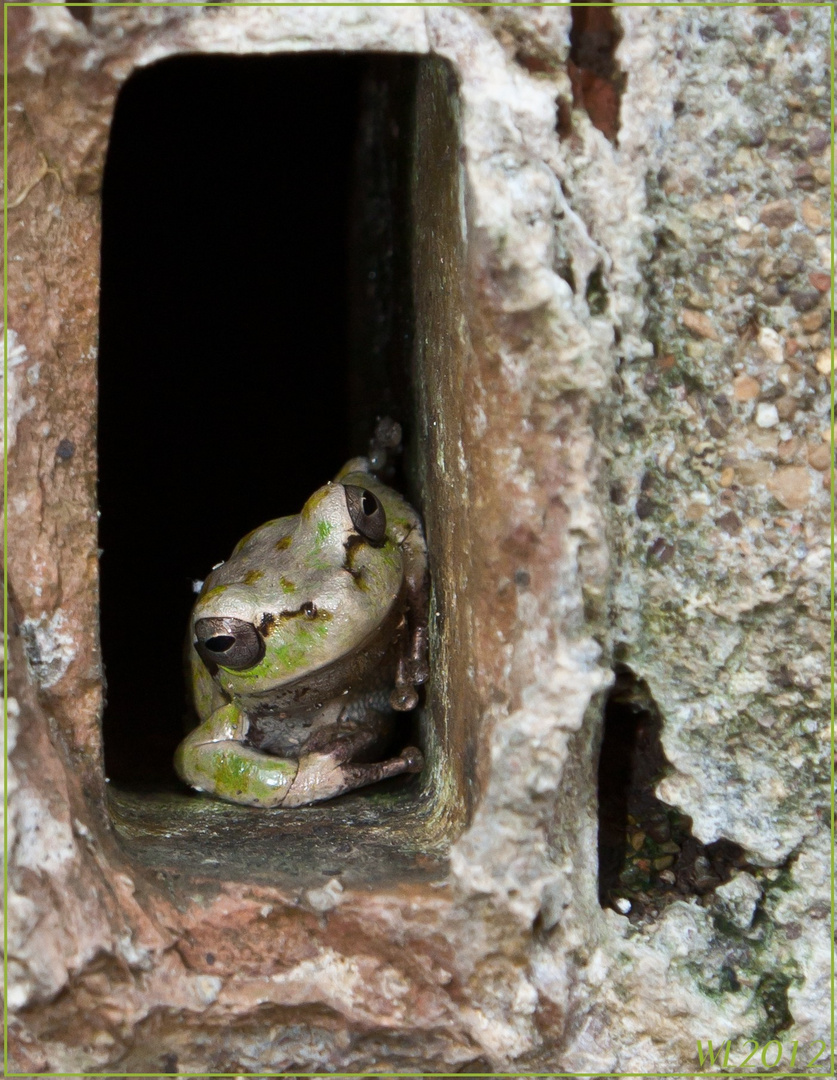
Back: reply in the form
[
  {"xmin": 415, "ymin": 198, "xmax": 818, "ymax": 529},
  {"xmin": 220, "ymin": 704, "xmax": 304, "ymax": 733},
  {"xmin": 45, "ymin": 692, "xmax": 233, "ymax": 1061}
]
[{"xmin": 174, "ymin": 428, "xmax": 428, "ymax": 808}]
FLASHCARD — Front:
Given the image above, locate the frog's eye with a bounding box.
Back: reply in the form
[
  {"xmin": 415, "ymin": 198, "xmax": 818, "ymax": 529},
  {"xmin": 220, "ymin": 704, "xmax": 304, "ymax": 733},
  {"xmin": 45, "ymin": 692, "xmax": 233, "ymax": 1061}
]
[
  {"xmin": 344, "ymin": 485, "xmax": 387, "ymax": 546},
  {"xmin": 194, "ymin": 616, "xmax": 265, "ymax": 672}
]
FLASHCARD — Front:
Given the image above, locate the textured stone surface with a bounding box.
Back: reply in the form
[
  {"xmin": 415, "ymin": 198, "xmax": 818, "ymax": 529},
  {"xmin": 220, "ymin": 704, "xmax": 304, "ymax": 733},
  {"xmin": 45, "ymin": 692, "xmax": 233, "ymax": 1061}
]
[{"xmin": 3, "ymin": 2, "xmax": 831, "ymax": 1072}]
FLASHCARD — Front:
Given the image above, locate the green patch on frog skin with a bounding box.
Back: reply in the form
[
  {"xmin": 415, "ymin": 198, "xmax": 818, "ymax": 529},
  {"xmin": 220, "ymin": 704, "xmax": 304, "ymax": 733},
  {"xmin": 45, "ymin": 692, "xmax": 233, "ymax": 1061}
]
[
  {"xmin": 212, "ymin": 748, "xmax": 295, "ymax": 803},
  {"xmin": 275, "ymin": 535, "xmax": 293, "ymax": 552},
  {"xmin": 315, "ymin": 519, "xmax": 334, "ymax": 546},
  {"xmin": 244, "ymin": 568, "xmax": 264, "ymax": 585},
  {"xmin": 301, "ymin": 485, "xmax": 331, "ymax": 520},
  {"xmin": 212, "ymin": 749, "xmax": 252, "ymax": 794},
  {"xmin": 272, "ymin": 622, "xmax": 330, "ymax": 673},
  {"xmin": 304, "ymin": 553, "xmax": 335, "ymax": 573},
  {"xmin": 280, "ymin": 576, "xmax": 296, "ymax": 594},
  {"xmin": 375, "ymin": 542, "xmax": 400, "ymax": 571},
  {"xmin": 197, "ymin": 584, "xmax": 229, "ymax": 605},
  {"xmin": 232, "ymin": 525, "xmax": 264, "ymax": 555}
]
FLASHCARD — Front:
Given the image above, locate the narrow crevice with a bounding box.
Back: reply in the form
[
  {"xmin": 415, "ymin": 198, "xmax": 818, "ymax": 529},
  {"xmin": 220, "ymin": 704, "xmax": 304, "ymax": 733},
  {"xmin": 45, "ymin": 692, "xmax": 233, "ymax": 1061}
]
[
  {"xmin": 585, "ymin": 263, "xmax": 607, "ymax": 315},
  {"xmin": 567, "ymin": 1, "xmax": 625, "ymax": 143},
  {"xmin": 597, "ymin": 664, "xmax": 749, "ymax": 922},
  {"xmin": 754, "ymin": 972, "xmax": 794, "ymax": 1040},
  {"xmin": 65, "ymin": 2, "xmax": 92, "ymax": 25}
]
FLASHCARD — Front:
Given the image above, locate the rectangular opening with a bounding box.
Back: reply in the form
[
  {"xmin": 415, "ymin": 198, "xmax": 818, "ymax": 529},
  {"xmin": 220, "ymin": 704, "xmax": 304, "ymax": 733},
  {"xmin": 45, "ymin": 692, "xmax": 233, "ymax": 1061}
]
[{"xmin": 98, "ymin": 51, "xmax": 465, "ymax": 885}]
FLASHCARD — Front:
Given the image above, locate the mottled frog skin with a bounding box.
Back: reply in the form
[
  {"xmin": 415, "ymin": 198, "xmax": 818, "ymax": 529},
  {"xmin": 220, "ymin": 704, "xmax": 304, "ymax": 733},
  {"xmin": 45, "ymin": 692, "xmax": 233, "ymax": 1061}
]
[{"xmin": 174, "ymin": 448, "xmax": 428, "ymax": 808}]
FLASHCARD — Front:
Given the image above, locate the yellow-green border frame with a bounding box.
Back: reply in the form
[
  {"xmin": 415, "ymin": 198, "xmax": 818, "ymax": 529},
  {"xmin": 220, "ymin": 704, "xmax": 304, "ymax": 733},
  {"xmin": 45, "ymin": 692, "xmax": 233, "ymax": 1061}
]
[{"xmin": 2, "ymin": 1, "xmax": 834, "ymax": 1077}]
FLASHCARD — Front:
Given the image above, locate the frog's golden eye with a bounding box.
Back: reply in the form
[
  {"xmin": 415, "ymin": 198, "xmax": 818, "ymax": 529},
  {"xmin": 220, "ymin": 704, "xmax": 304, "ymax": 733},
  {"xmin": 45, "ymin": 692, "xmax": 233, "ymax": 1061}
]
[
  {"xmin": 194, "ymin": 616, "xmax": 265, "ymax": 672},
  {"xmin": 344, "ymin": 485, "xmax": 387, "ymax": 547}
]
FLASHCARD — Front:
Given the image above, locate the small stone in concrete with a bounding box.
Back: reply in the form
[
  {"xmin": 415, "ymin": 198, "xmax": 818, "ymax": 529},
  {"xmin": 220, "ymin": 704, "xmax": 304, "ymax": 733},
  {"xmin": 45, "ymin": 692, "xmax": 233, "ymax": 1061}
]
[
  {"xmin": 758, "ymin": 199, "xmax": 796, "ymax": 228},
  {"xmin": 755, "ymin": 402, "xmax": 779, "ymax": 428},
  {"xmin": 713, "ymin": 872, "xmax": 762, "ymax": 931},
  {"xmin": 768, "ymin": 466, "xmax": 811, "ymax": 510},
  {"xmin": 733, "ymin": 374, "xmax": 760, "ymax": 401}
]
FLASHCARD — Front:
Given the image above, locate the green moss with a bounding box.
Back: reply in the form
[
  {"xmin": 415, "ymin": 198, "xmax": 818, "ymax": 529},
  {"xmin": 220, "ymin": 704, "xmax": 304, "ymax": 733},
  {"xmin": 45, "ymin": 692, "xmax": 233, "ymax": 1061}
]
[
  {"xmin": 198, "ymin": 584, "xmax": 228, "ymax": 605},
  {"xmin": 752, "ymin": 972, "xmax": 794, "ymax": 1042}
]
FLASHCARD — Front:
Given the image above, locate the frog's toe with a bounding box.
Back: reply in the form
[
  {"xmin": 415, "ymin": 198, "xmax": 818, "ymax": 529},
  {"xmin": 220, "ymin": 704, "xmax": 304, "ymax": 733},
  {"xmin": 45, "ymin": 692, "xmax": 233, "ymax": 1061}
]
[
  {"xmin": 390, "ymin": 685, "xmax": 419, "ymax": 711},
  {"xmin": 400, "ymin": 746, "xmax": 424, "ymax": 773}
]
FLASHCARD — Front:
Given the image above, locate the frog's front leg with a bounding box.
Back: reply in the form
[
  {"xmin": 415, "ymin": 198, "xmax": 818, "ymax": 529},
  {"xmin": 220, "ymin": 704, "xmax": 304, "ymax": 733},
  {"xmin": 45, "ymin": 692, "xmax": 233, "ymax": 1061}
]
[
  {"xmin": 281, "ymin": 706, "xmax": 424, "ymax": 808},
  {"xmin": 174, "ymin": 703, "xmax": 298, "ymax": 808}
]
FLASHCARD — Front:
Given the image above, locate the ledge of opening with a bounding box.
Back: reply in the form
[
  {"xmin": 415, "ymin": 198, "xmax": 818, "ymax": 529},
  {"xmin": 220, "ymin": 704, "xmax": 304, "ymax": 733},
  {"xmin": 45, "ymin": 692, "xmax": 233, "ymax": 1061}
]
[
  {"xmin": 107, "ymin": 784, "xmax": 448, "ymax": 888},
  {"xmin": 98, "ymin": 51, "xmax": 466, "ymax": 886}
]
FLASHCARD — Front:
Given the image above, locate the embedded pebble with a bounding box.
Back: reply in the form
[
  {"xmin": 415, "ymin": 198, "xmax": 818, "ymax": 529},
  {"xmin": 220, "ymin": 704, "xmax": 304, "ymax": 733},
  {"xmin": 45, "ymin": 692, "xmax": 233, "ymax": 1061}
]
[
  {"xmin": 768, "ymin": 466, "xmax": 811, "ymax": 510},
  {"xmin": 714, "ymin": 872, "xmax": 763, "ymax": 931},
  {"xmin": 716, "ymin": 511, "xmax": 742, "ymax": 535},
  {"xmin": 305, "ymin": 878, "xmax": 344, "ymax": 912},
  {"xmin": 801, "ymin": 199, "xmax": 824, "ymax": 229},
  {"xmin": 737, "ymin": 460, "xmax": 772, "ymax": 485},
  {"xmin": 732, "ymin": 374, "xmax": 760, "ymax": 401},
  {"xmin": 807, "ymin": 443, "xmax": 831, "ymax": 471},
  {"xmin": 757, "ymin": 326, "xmax": 783, "ymax": 365},
  {"xmin": 791, "ymin": 289, "xmax": 820, "ymax": 313},
  {"xmin": 755, "ymin": 403, "xmax": 779, "ymax": 428},
  {"xmin": 680, "ymin": 309, "xmax": 719, "ymax": 340},
  {"xmin": 758, "ymin": 199, "xmax": 796, "ymax": 228},
  {"xmin": 800, "ymin": 309, "xmax": 825, "ymax": 332}
]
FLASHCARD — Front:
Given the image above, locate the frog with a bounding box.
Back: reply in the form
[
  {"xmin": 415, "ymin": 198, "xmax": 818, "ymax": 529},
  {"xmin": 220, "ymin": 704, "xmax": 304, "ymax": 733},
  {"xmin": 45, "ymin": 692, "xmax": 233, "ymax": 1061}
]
[{"xmin": 174, "ymin": 422, "xmax": 428, "ymax": 808}]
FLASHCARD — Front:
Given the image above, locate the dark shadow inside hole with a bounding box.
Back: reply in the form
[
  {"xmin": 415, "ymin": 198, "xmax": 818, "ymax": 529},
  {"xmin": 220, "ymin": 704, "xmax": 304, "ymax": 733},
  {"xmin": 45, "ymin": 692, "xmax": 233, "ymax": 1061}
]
[
  {"xmin": 567, "ymin": 1, "xmax": 624, "ymax": 143},
  {"xmin": 65, "ymin": 2, "xmax": 93, "ymax": 26},
  {"xmin": 597, "ymin": 665, "xmax": 748, "ymax": 921},
  {"xmin": 98, "ymin": 53, "xmax": 418, "ymax": 789},
  {"xmin": 585, "ymin": 263, "xmax": 607, "ymax": 315}
]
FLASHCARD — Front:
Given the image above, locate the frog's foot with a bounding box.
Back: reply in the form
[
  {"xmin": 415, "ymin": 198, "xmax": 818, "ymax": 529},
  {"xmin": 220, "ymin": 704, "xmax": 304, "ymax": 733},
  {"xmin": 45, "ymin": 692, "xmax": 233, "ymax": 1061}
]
[
  {"xmin": 282, "ymin": 746, "xmax": 425, "ymax": 808},
  {"xmin": 367, "ymin": 416, "xmax": 402, "ymax": 474}
]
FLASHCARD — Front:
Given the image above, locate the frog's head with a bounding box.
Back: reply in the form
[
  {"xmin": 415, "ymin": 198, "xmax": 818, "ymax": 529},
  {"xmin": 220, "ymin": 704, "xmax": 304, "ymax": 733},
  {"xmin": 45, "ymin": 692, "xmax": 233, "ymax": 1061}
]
[{"xmin": 190, "ymin": 478, "xmax": 405, "ymax": 702}]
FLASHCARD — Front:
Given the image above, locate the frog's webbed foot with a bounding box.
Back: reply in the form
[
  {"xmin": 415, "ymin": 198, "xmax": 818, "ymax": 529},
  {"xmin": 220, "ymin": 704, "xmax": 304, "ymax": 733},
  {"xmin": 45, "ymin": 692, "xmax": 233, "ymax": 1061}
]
[
  {"xmin": 282, "ymin": 702, "xmax": 424, "ymax": 806},
  {"xmin": 333, "ymin": 418, "xmax": 404, "ymax": 486},
  {"xmin": 367, "ymin": 416, "xmax": 402, "ymax": 477},
  {"xmin": 282, "ymin": 745, "xmax": 424, "ymax": 808}
]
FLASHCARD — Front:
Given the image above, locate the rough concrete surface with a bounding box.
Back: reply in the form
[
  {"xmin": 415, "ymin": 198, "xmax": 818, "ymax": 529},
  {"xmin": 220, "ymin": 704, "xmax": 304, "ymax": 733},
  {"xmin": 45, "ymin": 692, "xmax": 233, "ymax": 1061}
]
[{"xmin": 2, "ymin": 1, "xmax": 831, "ymax": 1073}]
